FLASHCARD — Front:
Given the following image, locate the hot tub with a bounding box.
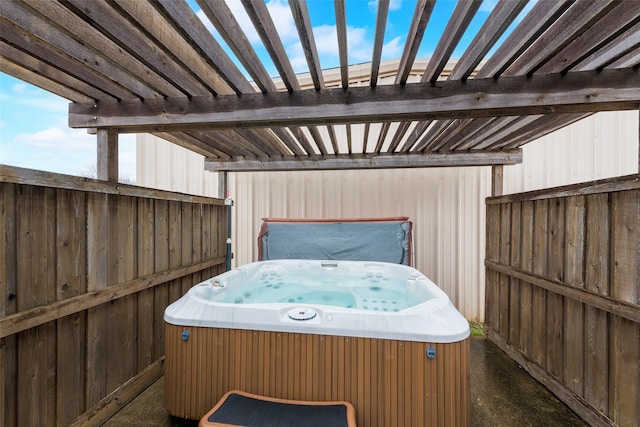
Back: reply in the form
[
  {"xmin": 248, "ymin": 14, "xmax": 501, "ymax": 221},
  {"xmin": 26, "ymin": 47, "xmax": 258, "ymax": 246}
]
[{"xmin": 164, "ymin": 260, "xmax": 470, "ymax": 426}]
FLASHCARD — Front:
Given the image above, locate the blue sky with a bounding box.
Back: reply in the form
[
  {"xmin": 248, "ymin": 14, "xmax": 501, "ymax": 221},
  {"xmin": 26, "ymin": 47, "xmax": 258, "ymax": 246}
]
[{"xmin": 0, "ymin": 0, "xmax": 518, "ymax": 181}]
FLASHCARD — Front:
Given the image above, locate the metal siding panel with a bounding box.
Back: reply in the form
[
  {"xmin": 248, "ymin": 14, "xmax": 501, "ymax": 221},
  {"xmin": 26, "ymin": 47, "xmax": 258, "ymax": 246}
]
[
  {"xmin": 228, "ymin": 167, "xmax": 489, "ymax": 320},
  {"xmin": 503, "ymin": 111, "xmax": 638, "ymax": 194},
  {"xmin": 137, "ymin": 134, "xmax": 218, "ymax": 197}
]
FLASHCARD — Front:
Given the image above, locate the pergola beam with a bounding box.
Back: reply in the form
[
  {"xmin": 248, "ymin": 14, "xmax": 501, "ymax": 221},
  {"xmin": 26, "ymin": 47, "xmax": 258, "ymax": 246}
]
[
  {"xmin": 204, "ymin": 150, "xmax": 523, "ymax": 171},
  {"xmin": 69, "ymin": 69, "xmax": 640, "ymax": 132}
]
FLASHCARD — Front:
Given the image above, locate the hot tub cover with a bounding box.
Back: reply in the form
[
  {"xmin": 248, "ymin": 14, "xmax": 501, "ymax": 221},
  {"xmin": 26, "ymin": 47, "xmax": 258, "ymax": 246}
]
[{"xmin": 258, "ymin": 217, "xmax": 413, "ymax": 265}]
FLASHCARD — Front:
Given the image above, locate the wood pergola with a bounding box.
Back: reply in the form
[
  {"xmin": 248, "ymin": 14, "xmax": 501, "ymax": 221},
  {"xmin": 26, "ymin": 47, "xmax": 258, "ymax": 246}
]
[
  {"xmin": 2, "ymin": 0, "xmax": 639, "ymax": 174},
  {"xmin": 1, "ymin": 2, "xmax": 640, "ymax": 426}
]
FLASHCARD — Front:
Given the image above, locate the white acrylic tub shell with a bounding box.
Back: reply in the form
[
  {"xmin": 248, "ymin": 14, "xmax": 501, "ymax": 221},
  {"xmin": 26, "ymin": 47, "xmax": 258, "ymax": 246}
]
[{"xmin": 164, "ymin": 260, "xmax": 470, "ymax": 343}]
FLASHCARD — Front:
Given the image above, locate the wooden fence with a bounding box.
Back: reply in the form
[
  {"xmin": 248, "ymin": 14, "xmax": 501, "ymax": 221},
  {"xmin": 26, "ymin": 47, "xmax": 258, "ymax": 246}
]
[
  {"xmin": 0, "ymin": 165, "xmax": 229, "ymax": 427},
  {"xmin": 485, "ymin": 174, "xmax": 639, "ymax": 426}
]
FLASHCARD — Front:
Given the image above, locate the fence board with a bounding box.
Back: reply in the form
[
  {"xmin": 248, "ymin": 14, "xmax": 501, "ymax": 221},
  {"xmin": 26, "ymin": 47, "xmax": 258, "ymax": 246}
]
[
  {"xmin": 586, "ymin": 193, "xmax": 610, "ymax": 296},
  {"xmin": 137, "ymin": 198, "xmax": 154, "ymax": 372},
  {"xmin": 56, "ymin": 312, "xmax": 86, "ymax": 426},
  {"xmin": 546, "ymin": 199, "xmax": 565, "ymax": 379},
  {"xmin": 609, "ymin": 316, "xmax": 640, "ymax": 426},
  {"xmin": 18, "ymin": 324, "xmax": 57, "ymax": 427},
  {"xmin": 32, "ymin": 189, "xmax": 58, "ymax": 426},
  {"xmin": 55, "ymin": 189, "xmax": 88, "ymax": 425},
  {"xmin": 486, "ymin": 174, "xmax": 640, "ymax": 426},
  {"xmin": 509, "ymin": 202, "xmax": 521, "ymax": 346},
  {"xmin": 168, "ymin": 201, "xmax": 182, "ymax": 304},
  {"xmin": 583, "ymin": 192, "xmax": 611, "ymax": 413},
  {"xmin": 17, "ymin": 186, "xmax": 54, "ymax": 310},
  {"xmin": 0, "ymin": 184, "xmax": 17, "ymax": 316},
  {"xmin": 191, "ymin": 204, "xmax": 203, "ymax": 285},
  {"xmin": 1, "ymin": 183, "xmax": 18, "ymax": 427},
  {"xmin": 106, "ymin": 196, "xmax": 137, "ymax": 392},
  {"xmin": 1, "ymin": 335, "xmax": 17, "ymax": 427},
  {"xmin": 181, "ymin": 204, "xmax": 194, "ymax": 294},
  {"xmin": 485, "ymin": 204, "xmax": 500, "ymax": 333},
  {"xmin": 153, "ymin": 199, "xmax": 169, "ymax": 362},
  {"xmin": 611, "ymin": 190, "xmax": 639, "ymax": 304},
  {"xmin": 499, "ymin": 203, "xmax": 511, "ymax": 336},
  {"xmin": 519, "ymin": 201, "xmax": 534, "ymax": 354},
  {"xmin": 564, "ymin": 196, "xmax": 585, "ymax": 286},
  {"xmin": 531, "ymin": 199, "xmax": 548, "ymax": 365},
  {"xmin": 86, "ymin": 192, "xmax": 108, "ymax": 408},
  {"xmin": 564, "ymin": 196, "xmax": 585, "ymax": 396},
  {"xmin": 584, "ymin": 305, "xmax": 608, "ymax": 414}
]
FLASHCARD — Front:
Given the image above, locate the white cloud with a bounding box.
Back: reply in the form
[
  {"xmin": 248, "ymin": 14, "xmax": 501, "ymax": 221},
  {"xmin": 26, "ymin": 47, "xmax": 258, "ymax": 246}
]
[
  {"xmin": 266, "ymin": 0, "xmax": 298, "ymax": 42},
  {"xmin": 223, "ymin": 0, "xmax": 261, "ymax": 44},
  {"xmin": 3, "ymin": 128, "xmax": 96, "ymax": 176},
  {"xmin": 0, "ymin": 74, "xmax": 137, "ymax": 180},
  {"xmin": 15, "ymin": 127, "xmax": 96, "ymax": 150},
  {"xmin": 8, "ymin": 127, "xmax": 136, "ymax": 180},
  {"xmin": 368, "ymin": 0, "xmax": 403, "ymax": 13},
  {"xmin": 381, "ymin": 35, "xmax": 403, "ymax": 59},
  {"xmin": 10, "ymin": 81, "xmax": 31, "ymax": 94},
  {"xmin": 3, "ymin": 81, "xmax": 68, "ymax": 115},
  {"xmin": 313, "ymin": 24, "xmax": 340, "ymax": 57},
  {"xmin": 20, "ymin": 97, "xmax": 68, "ymax": 115},
  {"xmin": 389, "ymin": 0, "xmax": 403, "ymax": 11},
  {"xmin": 347, "ymin": 26, "xmax": 372, "ymax": 62}
]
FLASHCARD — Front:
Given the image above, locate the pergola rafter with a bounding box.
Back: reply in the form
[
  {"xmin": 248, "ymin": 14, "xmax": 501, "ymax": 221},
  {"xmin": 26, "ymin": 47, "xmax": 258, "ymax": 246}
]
[{"xmin": 0, "ymin": 0, "xmax": 638, "ymax": 171}]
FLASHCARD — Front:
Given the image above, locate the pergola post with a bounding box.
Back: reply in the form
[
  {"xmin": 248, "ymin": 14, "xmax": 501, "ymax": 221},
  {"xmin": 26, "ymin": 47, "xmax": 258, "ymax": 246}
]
[
  {"xmin": 97, "ymin": 128, "xmax": 118, "ymax": 182},
  {"xmin": 218, "ymin": 171, "xmax": 227, "ymax": 199},
  {"xmin": 491, "ymin": 165, "xmax": 504, "ymax": 197},
  {"xmin": 219, "ymin": 170, "xmax": 233, "ymax": 271}
]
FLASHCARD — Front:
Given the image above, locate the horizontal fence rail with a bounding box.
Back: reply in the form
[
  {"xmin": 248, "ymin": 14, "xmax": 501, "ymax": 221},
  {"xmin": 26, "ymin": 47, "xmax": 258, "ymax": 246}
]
[
  {"xmin": 0, "ymin": 165, "xmax": 228, "ymax": 427},
  {"xmin": 485, "ymin": 174, "xmax": 639, "ymax": 427}
]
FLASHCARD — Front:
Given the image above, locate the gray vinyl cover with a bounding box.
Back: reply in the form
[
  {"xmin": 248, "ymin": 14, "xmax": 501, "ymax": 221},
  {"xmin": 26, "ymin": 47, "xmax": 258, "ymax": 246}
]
[{"xmin": 259, "ymin": 220, "xmax": 412, "ymax": 265}]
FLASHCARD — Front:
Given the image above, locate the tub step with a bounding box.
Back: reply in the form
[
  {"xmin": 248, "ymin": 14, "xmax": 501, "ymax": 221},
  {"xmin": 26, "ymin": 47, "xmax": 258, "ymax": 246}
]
[{"xmin": 199, "ymin": 390, "xmax": 357, "ymax": 427}]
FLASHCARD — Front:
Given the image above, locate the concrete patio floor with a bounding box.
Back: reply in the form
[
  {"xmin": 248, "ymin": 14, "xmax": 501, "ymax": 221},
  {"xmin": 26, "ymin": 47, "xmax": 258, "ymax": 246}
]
[{"xmin": 103, "ymin": 336, "xmax": 586, "ymax": 426}]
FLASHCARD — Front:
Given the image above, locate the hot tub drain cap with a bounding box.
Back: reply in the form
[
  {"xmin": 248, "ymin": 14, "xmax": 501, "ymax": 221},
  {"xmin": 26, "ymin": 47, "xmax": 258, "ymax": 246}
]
[{"xmin": 287, "ymin": 307, "xmax": 317, "ymax": 321}]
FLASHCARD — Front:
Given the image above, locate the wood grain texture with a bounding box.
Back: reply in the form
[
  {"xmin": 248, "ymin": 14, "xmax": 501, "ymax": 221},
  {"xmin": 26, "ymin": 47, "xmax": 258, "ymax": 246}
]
[
  {"xmin": 165, "ymin": 324, "xmax": 470, "ymax": 426},
  {"xmin": 486, "ymin": 177, "xmax": 639, "ymax": 426},
  {"xmin": 68, "ymin": 69, "xmax": 640, "ymax": 132},
  {"xmin": 1, "ymin": 176, "xmax": 228, "ymax": 427},
  {"xmin": 4, "ymin": 0, "xmax": 639, "ymax": 165}
]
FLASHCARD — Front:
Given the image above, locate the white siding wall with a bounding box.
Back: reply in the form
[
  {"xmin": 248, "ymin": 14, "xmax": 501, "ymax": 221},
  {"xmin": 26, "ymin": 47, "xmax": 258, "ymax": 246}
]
[
  {"xmin": 503, "ymin": 110, "xmax": 638, "ymax": 194},
  {"xmin": 136, "ymin": 133, "xmax": 220, "ymax": 197},
  {"xmin": 228, "ymin": 167, "xmax": 491, "ymax": 321},
  {"xmin": 136, "ymin": 111, "xmax": 639, "ymax": 320}
]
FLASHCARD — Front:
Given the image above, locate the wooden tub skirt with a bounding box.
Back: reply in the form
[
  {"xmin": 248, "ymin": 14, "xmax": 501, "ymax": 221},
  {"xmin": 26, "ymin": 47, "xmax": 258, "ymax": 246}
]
[{"xmin": 165, "ymin": 324, "xmax": 470, "ymax": 426}]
